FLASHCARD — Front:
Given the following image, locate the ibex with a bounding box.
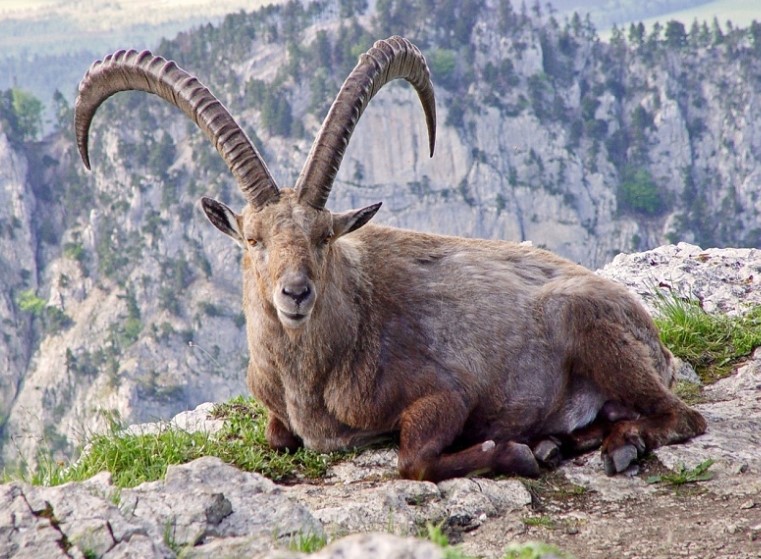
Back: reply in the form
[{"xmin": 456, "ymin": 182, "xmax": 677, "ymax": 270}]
[{"xmin": 75, "ymin": 37, "xmax": 706, "ymax": 481}]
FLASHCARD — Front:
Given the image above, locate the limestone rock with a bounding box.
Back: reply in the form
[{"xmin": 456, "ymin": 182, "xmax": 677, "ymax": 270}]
[{"xmin": 598, "ymin": 243, "xmax": 761, "ymax": 316}]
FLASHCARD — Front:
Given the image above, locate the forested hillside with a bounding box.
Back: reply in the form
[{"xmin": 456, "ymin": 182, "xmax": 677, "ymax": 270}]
[{"xmin": 2, "ymin": 0, "xmax": 761, "ymax": 466}]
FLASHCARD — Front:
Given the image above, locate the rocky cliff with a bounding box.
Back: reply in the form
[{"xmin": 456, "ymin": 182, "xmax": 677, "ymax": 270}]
[{"xmin": 2, "ymin": 0, "xmax": 761, "ymax": 466}]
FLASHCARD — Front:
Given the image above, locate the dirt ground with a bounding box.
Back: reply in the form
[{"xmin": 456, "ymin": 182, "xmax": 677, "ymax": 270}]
[{"xmin": 458, "ymin": 459, "xmax": 761, "ymax": 559}]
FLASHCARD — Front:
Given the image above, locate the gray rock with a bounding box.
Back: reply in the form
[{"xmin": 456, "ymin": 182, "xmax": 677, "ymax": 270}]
[
  {"xmin": 654, "ymin": 352, "xmax": 761, "ymax": 496},
  {"xmin": 255, "ymin": 533, "xmax": 446, "ymax": 559},
  {"xmin": 121, "ymin": 457, "xmax": 322, "ymax": 552},
  {"xmin": 598, "ymin": 243, "xmax": 761, "ymax": 316},
  {"xmin": 673, "ymin": 356, "xmax": 701, "ymax": 385},
  {"xmin": 307, "ymin": 533, "xmax": 444, "ymax": 559},
  {"xmin": 123, "ymin": 402, "xmax": 224, "ymax": 437},
  {"xmin": 0, "ymin": 484, "xmax": 79, "ymax": 559},
  {"xmin": 0, "ymin": 457, "xmax": 323, "ymax": 559},
  {"xmin": 438, "ymin": 477, "xmax": 532, "ymax": 529}
]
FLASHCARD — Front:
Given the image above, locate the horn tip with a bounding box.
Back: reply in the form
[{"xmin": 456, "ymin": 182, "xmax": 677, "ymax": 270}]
[{"xmin": 79, "ymin": 148, "xmax": 92, "ymax": 170}]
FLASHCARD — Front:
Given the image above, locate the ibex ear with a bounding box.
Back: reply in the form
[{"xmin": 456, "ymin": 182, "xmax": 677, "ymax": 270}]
[
  {"xmin": 333, "ymin": 202, "xmax": 382, "ymax": 238},
  {"xmin": 200, "ymin": 197, "xmax": 244, "ymax": 246}
]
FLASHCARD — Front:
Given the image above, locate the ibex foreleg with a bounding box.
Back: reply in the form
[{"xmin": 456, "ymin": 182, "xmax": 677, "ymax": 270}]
[{"xmin": 397, "ymin": 393, "xmax": 541, "ymax": 482}]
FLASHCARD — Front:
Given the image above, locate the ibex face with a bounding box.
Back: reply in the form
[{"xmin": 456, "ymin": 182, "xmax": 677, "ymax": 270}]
[
  {"xmin": 74, "ymin": 37, "xmax": 434, "ymax": 331},
  {"xmin": 200, "ymin": 190, "xmax": 380, "ymax": 330}
]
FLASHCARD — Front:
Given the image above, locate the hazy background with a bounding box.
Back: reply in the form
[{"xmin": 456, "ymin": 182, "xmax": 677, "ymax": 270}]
[{"xmin": 0, "ymin": 0, "xmax": 757, "ymax": 133}]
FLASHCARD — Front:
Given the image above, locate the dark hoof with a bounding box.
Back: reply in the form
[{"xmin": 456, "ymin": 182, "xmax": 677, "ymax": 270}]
[
  {"xmin": 532, "ymin": 439, "xmax": 562, "ymax": 469},
  {"xmin": 497, "ymin": 442, "xmax": 541, "ymax": 478},
  {"xmin": 603, "ymin": 444, "xmax": 638, "ymax": 476}
]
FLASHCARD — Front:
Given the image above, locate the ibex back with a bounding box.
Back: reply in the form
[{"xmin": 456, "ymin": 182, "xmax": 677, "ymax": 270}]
[{"xmin": 75, "ymin": 37, "xmax": 706, "ymax": 481}]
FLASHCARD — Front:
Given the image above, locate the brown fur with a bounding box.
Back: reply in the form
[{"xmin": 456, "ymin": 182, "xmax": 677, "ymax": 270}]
[{"xmin": 204, "ymin": 189, "xmax": 706, "ymax": 481}]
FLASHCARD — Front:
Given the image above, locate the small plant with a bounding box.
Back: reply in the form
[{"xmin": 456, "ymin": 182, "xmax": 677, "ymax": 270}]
[
  {"xmin": 520, "ymin": 472, "xmax": 586, "ymax": 503},
  {"xmin": 423, "ymin": 522, "xmax": 450, "ymax": 548},
  {"xmin": 672, "ymin": 380, "xmax": 703, "ymax": 405},
  {"xmin": 646, "ymin": 459, "xmax": 715, "ymax": 486},
  {"xmin": 423, "ymin": 522, "xmax": 472, "ymax": 559},
  {"xmin": 521, "ymin": 515, "xmax": 555, "ymax": 529},
  {"xmin": 503, "ymin": 541, "xmax": 573, "ymax": 559},
  {"xmin": 287, "ymin": 531, "xmax": 328, "ymax": 553},
  {"xmin": 17, "ymin": 290, "xmax": 47, "ymax": 315},
  {"xmin": 16, "ymin": 289, "xmax": 73, "ymax": 334},
  {"xmin": 162, "ymin": 518, "xmax": 182, "ymax": 554}
]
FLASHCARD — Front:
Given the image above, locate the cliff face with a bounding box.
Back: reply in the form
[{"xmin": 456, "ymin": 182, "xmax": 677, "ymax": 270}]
[
  {"xmin": 2, "ymin": 0, "xmax": 761, "ymax": 465},
  {"xmin": 0, "ymin": 131, "xmax": 36, "ymax": 436}
]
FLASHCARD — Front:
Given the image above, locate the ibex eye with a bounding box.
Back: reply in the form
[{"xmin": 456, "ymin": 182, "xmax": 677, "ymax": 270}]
[{"xmin": 247, "ymin": 238, "xmax": 258, "ymax": 247}]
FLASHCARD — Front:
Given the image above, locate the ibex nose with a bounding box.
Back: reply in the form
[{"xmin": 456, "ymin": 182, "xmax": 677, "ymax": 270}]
[{"xmin": 282, "ymin": 281, "xmax": 312, "ymax": 304}]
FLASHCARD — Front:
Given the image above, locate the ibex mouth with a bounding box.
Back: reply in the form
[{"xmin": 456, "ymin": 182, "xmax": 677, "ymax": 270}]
[{"xmin": 278, "ymin": 310, "xmax": 309, "ymax": 328}]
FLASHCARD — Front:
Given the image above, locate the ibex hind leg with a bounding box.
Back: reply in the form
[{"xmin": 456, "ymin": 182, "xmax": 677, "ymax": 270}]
[
  {"xmin": 600, "ymin": 397, "xmax": 706, "ymax": 475},
  {"xmin": 397, "ymin": 393, "xmax": 540, "ymax": 482},
  {"xmin": 574, "ymin": 322, "xmax": 706, "ymax": 475},
  {"xmin": 546, "ymin": 286, "xmax": 707, "ymax": 474},
  {"xmin": 533, "ymin": 401, "xmax": 640, "ymax": 468}
]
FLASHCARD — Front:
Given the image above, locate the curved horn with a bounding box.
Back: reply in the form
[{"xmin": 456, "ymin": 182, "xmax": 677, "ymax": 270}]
[
  {"xmin": 75, "ymin": 49, "xmax": 280, "ymax": 207},
  {"xmin": 295, "ymin": 36, "xmax": 436, "ymax": 209}
]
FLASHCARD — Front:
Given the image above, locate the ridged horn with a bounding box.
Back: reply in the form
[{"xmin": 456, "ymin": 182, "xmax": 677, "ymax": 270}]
[
  {"xmin": 295, "ymin": 36, "xmax": 436, "ymax": 209},
  {"xmin": 75, "ymin": 49, "xmax": 280, "ymax": 207}
]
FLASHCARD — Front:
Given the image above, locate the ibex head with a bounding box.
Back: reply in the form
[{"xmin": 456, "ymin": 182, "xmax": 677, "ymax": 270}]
[{"xmin": 75, "ymin": 37, "xmax": 436, "ymax": 331}]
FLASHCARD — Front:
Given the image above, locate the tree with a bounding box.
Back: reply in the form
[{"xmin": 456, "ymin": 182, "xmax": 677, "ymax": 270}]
[
  {"xmin": 711, "ymin": 17, "xmax": 724, "ymax": 45},
  {"xmin": 750, "ymin": 20, "xmax": 761, "ymax": 54},
  {"xmin": 647, "ymin": 21, "xmax": 663, "ymax": 46},
  {"xmin": 52, "ymin": 89, "xmax": 72, "ymax": 131},
  {"xmin": 148, "ymin": 132, "xmax": 177, "ymax": 178},
  {"xmin": 628, "ymin": 22, "xmax": 645, "ymax": 46},
  {"xmin": 11, "ymin": 88, "xmax": 43, "ymax": 141},
  {"xmin": 665, "ymin": 20, "xmax": 687, "ymax": 48},
  {"xmin": 617, "ymin": 166, "xmax": 665, "ymax": 216}
]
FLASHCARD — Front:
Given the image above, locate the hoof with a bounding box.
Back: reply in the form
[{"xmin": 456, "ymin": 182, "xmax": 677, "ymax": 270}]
[
  {"xmin": 497, "ymin": 442, "xmax": 541, "ymax": 478},
  {"xmin": 532, "ymin": 439, "xmax": 562, "ymax": 469},
  {"xmin": 603, "ymin": 444, "xmax": 639, "ymax": 476}
]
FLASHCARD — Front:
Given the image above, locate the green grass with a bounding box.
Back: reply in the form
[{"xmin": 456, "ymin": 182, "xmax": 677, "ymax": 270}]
[
  {"xmin": 646, "ymin": 459, "xmax": 715, "ymax": 487},
  {"xmin": 4, "ymin": 397, "xmax": 348, "ymax": 488},
  {"xmin": 521, "ymin": 515, "xmax": 555, "ymax": 529},
  {"xmin": 423, "ymin": 523, "xmax": 473, "ymax": 559},
  {"xmin": 503, "ymin": 541, "xmax": 573, "ymax": 559},
  {"xmin": 672, "ymin": 379, "xmax": 703, "ymax": 405},
  {"xmin": 287, "ymin": 531, "xmax": 329, "ymax": 553},
  {"xmin": 654, "ymin": 292, "xmax": 761, "ymax": 384}
]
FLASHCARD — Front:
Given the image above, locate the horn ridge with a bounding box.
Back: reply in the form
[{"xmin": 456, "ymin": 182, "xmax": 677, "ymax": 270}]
[
  {"xmin": 75, "ymin": 49, "xmax": 279, "ymax": 207},
  {"xmin": 296, "ymin": 36, "xmax": 436, "ymax": 209}
]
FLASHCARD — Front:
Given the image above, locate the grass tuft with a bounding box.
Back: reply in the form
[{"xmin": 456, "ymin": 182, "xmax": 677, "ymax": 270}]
[
  {"xmin": 287, "ymin": 531, "xmax": 328, "ymax": 553},
  {"xmin": 654, "ymin": 292, "xmax": 761, "ymax": 383},
  {"xmin": 521, "ymin": 515, "xmax": 555, "ymax": 529},
  {"xmin": 503, "ymin": 541, "xmax": 573, "ymax": 559},
  {"xmin": 646, "ymin": 459, "xmax": 715, "ymax": 486},
  {"xmin": 6, "ymin": 397, "xmax": 348, "ymax": 488}
]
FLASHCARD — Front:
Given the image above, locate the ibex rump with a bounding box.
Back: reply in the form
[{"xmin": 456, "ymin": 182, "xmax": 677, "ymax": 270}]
[{"xmin": 75, "ymin": 37, "xmax": 706, "ymax": 481}]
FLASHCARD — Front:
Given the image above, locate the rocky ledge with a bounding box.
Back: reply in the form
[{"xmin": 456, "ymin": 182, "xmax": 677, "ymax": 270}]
[{"xmin": 2, "ymin": 243, "xmax": 761, "ymax": 559}]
